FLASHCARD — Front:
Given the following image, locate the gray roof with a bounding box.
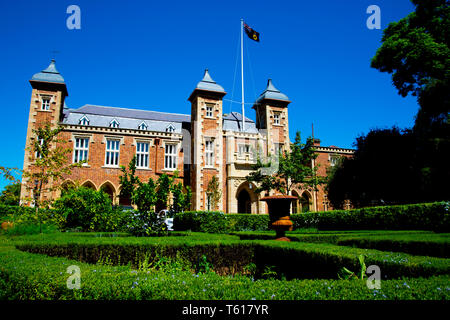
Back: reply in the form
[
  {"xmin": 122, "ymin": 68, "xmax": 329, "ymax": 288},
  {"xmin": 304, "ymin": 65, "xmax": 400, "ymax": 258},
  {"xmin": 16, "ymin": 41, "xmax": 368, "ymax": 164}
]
[
  {"xmin": 63, "ymin": 105, "xmax": 190, "ymax": 134},
  {"xmin": 194, "ymin": 69, "xmax": 226, "ymax": 93},
  {"xmin": 72, "ymin": 105, "xmax": 191, "ymax": 122},
  {"xmin": 256, "ymin": 79, "xmax": 290, "ymax": 103},
  {"xmin": 31, "ymin": 59, "xmax": 65, "ymax": 84},
  {"xmin": 223, "ymin": 112, "xmax": 258, "ymax": 133}
]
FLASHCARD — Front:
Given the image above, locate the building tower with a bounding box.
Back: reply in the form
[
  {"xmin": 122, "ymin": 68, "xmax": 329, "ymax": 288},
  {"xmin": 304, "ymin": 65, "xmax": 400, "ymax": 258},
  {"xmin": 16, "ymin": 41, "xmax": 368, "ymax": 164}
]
[
  {"xmin": 188, "ymin": 69, "xmax": 226, "ymax": 210},
  {"xmin": 253, "ymin": 79, "xmax": 291, "ymax": 158},
  {"xmin": 20, "ymin": 60, "xmax": 68, "ymax": 204}
]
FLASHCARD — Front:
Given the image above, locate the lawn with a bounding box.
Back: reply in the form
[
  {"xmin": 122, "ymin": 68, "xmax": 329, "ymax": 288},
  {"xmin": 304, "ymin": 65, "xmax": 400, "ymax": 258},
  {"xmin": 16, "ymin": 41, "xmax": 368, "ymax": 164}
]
[{"xmin": 0, "ymin": 230, "xmax": 449, "ymax": 300}]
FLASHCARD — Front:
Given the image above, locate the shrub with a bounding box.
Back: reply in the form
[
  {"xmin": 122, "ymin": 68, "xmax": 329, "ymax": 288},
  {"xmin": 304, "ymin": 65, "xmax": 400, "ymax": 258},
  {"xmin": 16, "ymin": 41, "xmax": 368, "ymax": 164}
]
[
  {"xmin": 53, "ymin": 187, "xmax": 125, "ymax": 232},
  {"xmin": 3, "ymin": 222, "xmax": 59, "ymax": 236},
  {"xmin": 126, "ymin": 210, "xmax": 168, "ymax": 237},
  {"xmin": 174, "ymin": 211, "xmax": 229, "ymax": 233}
]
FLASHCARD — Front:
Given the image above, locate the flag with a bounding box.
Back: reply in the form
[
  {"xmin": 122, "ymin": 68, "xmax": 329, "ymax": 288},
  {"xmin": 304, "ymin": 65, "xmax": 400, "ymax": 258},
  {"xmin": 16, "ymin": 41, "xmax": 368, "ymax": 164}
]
[{"xmin": 244, "ymin": 22, "xmax": 260, "ymax": 42}]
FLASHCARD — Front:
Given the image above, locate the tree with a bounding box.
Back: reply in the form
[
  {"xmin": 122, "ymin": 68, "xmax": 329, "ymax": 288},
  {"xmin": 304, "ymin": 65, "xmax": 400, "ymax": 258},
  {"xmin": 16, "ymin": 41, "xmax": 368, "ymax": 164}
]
[
  {"xmin": 171, "ymin": 183, "xmax": 191, "ymax": 214},
  {"xmin": 132, "ymin": 178, "xmax": 157, "ymax": 213},
  {"xmin": 22, "ymin": 123, "xmax": 82, "ymax": 232},
  {"xmin": 368, "ymin": 0, "xmax": 449, "ymax": 204},
  {"xmin": 119, "ymin": 155, "xmax": 140, "ymax": 205},
  {"xmin": 327, "ymin": 127, "xmax": 417, "ymax": 208},
  {"xmin": 246, "ymin": 131, "xmax": 324, "ymax": 196},
  {"xmin": 206, "ymin": 176, "xmax": 221, "ymax": 210},
  {"xmin": 0, "ymin": 182, "xmax": 21, "ymax": 206},
  {"xmin": 371, "ymin": 0, "xmax": 449, "ymax": 119},
  {"xmin": 156, "ymin": 173, "xmax": 173, "ymax": 212}
]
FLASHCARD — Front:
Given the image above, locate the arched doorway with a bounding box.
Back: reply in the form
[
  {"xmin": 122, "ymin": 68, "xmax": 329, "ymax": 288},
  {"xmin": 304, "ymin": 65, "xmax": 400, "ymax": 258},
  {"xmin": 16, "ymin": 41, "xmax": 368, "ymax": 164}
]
[
  {"xmin": 292, "ymin": 190, "xmax": 300, "ymax": 214},
  {"xmin": 237, "ymin": 189, "xmax": 252, "ymax": 213},
  {"xmin": 100, "ymin": 182, "xmax": 115, "ymax": 204},
  {"xmin": 82, "ymin": 181, "xmax": 96, "ymax": 190},
  {"xmin": 300, "ymin": 192, "xmax": 311, "ymax": 213},
  {"xmin": 60, "ymin": 180, "xmax": 75, "ymax": 197}
]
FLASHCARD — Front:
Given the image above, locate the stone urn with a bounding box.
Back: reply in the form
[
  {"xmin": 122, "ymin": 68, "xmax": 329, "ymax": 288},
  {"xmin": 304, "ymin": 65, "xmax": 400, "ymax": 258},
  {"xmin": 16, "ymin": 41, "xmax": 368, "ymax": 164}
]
[{"xmin": 260, "ymin": 195, "xmax": 297, "ymax": 241}]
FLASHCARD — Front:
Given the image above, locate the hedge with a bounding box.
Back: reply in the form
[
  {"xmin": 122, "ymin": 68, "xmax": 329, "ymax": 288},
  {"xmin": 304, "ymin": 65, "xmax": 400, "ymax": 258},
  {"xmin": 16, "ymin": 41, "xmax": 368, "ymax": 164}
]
[
  {"xmin": 173, "ymin": 202, "xmax": 449, "ymax": 233},
  {"xmin": 2, "ymin": 244, "xmax": 449, "ymax": 300},
  {"xmin": 13, "ymin": 232, "xmax": 450, "ymax": 280}
]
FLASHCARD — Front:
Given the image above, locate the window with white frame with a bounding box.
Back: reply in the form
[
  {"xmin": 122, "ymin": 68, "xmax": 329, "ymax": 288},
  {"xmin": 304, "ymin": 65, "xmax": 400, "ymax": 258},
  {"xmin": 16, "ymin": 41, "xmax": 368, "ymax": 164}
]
[
  {"xmin": 73, "ymin": 137, "xmax": 89, "ymax": 164},
  {"xmin": 138, "ymin": 122, "xmax": 148, "ymax": 130},
  {"xmin": 205, "ymin": 104, "xmax": 213, "ymax": 117},
  {"xmin": 238, "ymin": 144, "xmax": 250, "ymax": 156},
  {"xmin": 105, "ymin": 139, "xmax": 120, "ymax": 166},
  {"xmin": 136, "ymin": 141, "xmax": 150, "ymax": 168},
  {"xmin": 164, "ymin": 143, "xmax": 177, "ymax": 169},
  {"xmin": 329, "ymin": 155, "xmax": 340, "ymax": 167},
  {"xmin": 206, "ymin": 193, "xmax": 212, "ymax": 211},
  {"xmin": 205, "ymin": 139, "xmax": 214, "ymax": 166},
  {"xmin": 273, "ymin": 113, "xmax": 280, "ymax": 125},
  {"xmin": 41, "ymin": 97, "xmax": 51, "ymax": 111},
  {"xmin": 35, "ymin": 138, "xmax": 44, "ymax": 159},
  {"xmin": 274, "ymin": 143, "xmax": 283, "ymax": 157},
  {"xmin": 110, "ymin": 119, "xmax": 120, "ymax": 128},
  {"xmin": 79, "ymin": 116, "xmax": 90, "ymax": 126}
]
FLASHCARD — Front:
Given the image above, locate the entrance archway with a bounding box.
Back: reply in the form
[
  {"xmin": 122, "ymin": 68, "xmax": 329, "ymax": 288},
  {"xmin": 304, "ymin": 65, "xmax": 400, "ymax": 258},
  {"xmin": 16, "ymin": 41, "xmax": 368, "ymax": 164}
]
[
  {"xmin": 100, "ymin": 182, "xmax": 115, "ymax": 204},
  {"xmin": 300, "ymin": 192, "xmax": 311, "ymax": 213},
  {"xmin": 292, "ymin": 190, "xmax": 300, "ymax": 214},
  {"xmin": 237, "ymin": 189, "xmax": 252, "ymax": 213},
  {"xmin": 82, "ymin": 181, "xmax": 96, "ymax": 190}
]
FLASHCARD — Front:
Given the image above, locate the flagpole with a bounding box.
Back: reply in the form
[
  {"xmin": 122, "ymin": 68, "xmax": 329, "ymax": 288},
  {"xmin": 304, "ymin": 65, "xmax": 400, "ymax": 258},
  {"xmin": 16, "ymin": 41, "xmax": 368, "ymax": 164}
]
[{"xmin": 241, "ymin": 19, "xmax": 245, "ymax": 132}]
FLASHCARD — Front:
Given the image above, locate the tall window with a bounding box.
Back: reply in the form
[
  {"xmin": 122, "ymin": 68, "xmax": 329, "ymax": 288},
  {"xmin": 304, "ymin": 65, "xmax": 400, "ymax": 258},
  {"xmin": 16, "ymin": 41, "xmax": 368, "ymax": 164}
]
[
  {"xmin": 105, "ymin": 139, "xmax": 120, "ymax": 166},
  {"xmin": 206, "ymin": 104, "xmax": 213, "ymax": 117},
  {"xmin": 41, "ymin": 97, "xmax": 51, "ymax": 111},
  {"xmin": 205, "ymin": 140, "xmax": 214, "ymax": 166},
  {"xmin": 238, "ymin": 144, "xmax": 250, "ymax": 156},
  {"xmin": 273, "ymin": 113, "xmax": 280, "ymax": 125},
  {"xmin": 35, "ymin": 138, "xmax": 44, "ymax": 159},
  {"xmin": 136, "ymin": 142, "xmax": 149, "ymax": 168},
  {"xmin": 73, "ymin": 137, "xmax": 89, "ymax": 163},
  {"xmin": 274, "ymin": 143, "xmax": 283, "ymax": 157},
  {"xmin": 164, "ymin": 144, "xmax": 177, "ymax": 170},
  {"xmin": 206, "ymin": 193, "xmax": 212, "ymax": 211}
]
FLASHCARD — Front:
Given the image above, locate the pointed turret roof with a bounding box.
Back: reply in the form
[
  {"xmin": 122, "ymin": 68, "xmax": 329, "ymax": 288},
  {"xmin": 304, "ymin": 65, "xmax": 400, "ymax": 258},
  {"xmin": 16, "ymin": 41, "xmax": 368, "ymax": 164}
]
[
  {"xmin": 188, "ymin": 69, "xmax": 226, "ymax": 101},
  {"xmin": 256, "ymin": 79, "xmax": 290, "ymax": 103},
  {"xmin": 31, "ymin": 59, "xmax": 65, "ymax": 84}
]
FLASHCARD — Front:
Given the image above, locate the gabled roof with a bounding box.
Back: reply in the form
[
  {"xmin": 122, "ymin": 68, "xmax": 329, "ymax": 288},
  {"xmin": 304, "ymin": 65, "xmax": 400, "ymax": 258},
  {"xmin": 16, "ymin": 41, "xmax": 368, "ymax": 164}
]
[
  {"xmin": 256, "ymin": 79, "xmax": 290, "ymax": 103},
  {"xmin": 31, "ymin": 59, "xmax": 65, "ymax": 84}
]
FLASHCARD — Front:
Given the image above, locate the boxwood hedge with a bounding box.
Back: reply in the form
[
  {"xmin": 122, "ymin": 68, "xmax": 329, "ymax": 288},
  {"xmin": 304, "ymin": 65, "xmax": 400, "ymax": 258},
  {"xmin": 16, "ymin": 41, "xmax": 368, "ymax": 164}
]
[
  {"xmin": 173, "ymin": 202, "xmax": 449, "ymax": 233},
  {"xmin": 1, "ymin": 241, "xmax": 449, "ymax": 300}
]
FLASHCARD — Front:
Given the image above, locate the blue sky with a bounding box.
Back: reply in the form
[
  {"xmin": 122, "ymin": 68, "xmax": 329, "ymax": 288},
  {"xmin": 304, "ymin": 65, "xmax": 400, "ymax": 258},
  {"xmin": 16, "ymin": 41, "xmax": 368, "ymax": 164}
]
[{"xmin": 0, "ymin": 0, "xmax": 418, "ymax": 190}]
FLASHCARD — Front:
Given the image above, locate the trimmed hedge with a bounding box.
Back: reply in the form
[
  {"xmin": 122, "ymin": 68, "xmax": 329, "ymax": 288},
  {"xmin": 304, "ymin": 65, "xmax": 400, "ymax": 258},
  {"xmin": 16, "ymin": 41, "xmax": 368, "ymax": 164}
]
[
  {"xmin": 173, "ymin": 202, "xmax": 449, "ymax": 233},
  {"xmin": 13, "ymin": 232, "xmax": 450, "ymax": 280},
  {"xmin": 1, "ymin": 244, "xmax": 449, "ymax": 300}
]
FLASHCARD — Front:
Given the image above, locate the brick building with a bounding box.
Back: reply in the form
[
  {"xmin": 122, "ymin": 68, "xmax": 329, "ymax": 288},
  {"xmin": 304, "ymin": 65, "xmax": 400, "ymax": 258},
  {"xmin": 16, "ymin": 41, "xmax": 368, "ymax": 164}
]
[{"xmin": 20, "ymin": 60, "xmax": 353, "ymax": 213}]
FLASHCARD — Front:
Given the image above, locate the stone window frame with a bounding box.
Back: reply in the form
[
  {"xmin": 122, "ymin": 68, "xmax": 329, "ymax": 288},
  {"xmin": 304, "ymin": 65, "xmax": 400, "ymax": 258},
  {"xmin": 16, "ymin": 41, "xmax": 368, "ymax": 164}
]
[
  {"xmin": 135, "ymin": 140, "xmax": 151, "ymax": 170},
  {"xmin": 71, "ymin": 133, "xmax": 93, "ymax": 166},
  {"xmin": 204, "ymin": 137, "xmax": 215, "ymax": 168},
  {"xmin": 204, "ymin": 103, "xmax": 215, "ymax": 119},
  {"xmin": 103, "ymin": 136, "xmax": 122, "ymax": 168},
  {"xmin": 162, "ymin": 140, "xmax": 179, "ymax": 171}
]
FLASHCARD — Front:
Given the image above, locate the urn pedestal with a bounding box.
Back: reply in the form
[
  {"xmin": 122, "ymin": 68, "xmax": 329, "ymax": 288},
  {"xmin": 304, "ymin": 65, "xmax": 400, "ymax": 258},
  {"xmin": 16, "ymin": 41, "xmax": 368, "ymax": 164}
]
[{"xmin": 260, "ymin": 195, "xmax": 296, "ymax": 241}]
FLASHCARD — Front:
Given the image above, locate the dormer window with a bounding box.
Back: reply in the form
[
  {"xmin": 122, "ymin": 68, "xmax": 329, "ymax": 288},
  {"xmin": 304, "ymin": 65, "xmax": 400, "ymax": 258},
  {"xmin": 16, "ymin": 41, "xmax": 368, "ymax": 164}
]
[
  {"xmin": 138, "ymin": 121, "xmax": 148, "ymax": 131},
  {"xmin": 273, "ymin": 113, "xmax": 280, "ymax": 125},
  {"xmin": 109, "ymin": 119, "xmax": 120, "ymax": 128},
  {"xmin": 166, "ymin": 124, "xmax": 176, "ymax": 133},
  {"xmin": 79, "ymin": 115, "xmax": 90, "ymax": 126},
  {"xmin": 41, "ymin": 97, "xmax": 51, "ymax": 111}
]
